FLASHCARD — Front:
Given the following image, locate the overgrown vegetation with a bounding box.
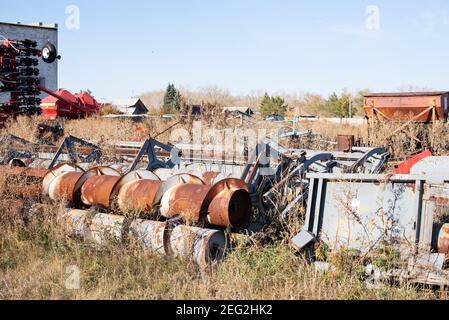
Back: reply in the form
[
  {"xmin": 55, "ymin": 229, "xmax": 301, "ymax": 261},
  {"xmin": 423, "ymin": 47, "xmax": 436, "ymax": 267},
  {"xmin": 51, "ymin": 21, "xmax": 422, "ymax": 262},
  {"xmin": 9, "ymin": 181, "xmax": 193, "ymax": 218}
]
[{"xmin": 0, "ymin": 201, "xmax": 442, "ymax": 300}]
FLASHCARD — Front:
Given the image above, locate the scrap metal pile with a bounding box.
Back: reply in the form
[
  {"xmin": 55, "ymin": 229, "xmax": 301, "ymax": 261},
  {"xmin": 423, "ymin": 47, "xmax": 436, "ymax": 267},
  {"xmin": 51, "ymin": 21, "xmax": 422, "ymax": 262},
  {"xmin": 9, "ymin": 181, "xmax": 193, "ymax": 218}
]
[
  {"xmin": 0, "ymin": 133, "xmax": 389, "ymax": 266},
  {"xmin": 3, "ymin": 132, "xmax": 449, "ymax": 286}
]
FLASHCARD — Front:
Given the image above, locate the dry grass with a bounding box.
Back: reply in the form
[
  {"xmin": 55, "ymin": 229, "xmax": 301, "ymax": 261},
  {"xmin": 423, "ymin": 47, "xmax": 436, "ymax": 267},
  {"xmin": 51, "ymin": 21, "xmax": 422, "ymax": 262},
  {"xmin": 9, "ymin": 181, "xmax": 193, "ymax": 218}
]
[{"xmin": 0, "ymin": 210, "xmax": 443, "ymax": 300}]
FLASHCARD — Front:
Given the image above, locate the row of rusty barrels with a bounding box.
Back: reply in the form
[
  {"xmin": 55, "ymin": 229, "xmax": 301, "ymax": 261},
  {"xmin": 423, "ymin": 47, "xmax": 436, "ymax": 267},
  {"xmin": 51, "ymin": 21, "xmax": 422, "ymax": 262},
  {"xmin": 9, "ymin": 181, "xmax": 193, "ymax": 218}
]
[{"xmin": 42, "ymin": 164, "xmax": 252, "ymax": 229}]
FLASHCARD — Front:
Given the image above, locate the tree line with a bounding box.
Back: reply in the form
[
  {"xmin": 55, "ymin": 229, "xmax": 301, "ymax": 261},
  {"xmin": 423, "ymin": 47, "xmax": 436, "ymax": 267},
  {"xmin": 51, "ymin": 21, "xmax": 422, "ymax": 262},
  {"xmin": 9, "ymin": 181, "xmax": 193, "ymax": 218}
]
[{"xmin": 160, "ymin": 83, "xmax": 369, "ymax": 118}]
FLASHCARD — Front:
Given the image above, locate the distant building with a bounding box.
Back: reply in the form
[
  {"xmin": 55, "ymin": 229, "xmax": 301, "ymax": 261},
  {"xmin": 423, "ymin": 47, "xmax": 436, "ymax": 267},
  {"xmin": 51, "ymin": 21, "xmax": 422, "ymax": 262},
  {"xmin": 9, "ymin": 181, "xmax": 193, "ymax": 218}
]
[
  {"xmin": 111, "ymin": 98, "xmax": 149, "ymax": 115},
  {"xmin": 266, "ymin": 115, "xmax": 285, "ymax": 122},
  {"xmin": 222, "ymin": 106, "xmax": 254, "ymax": 117},
  {"xmin": 190, "ymin": 105, "xmax": 202, "ymax": 117},
  {"xmin": 364, "ymin": 91, "xmax": 449, "ymax": 123},
  {"xmin": 0, "ymin": 21, "xmax": 58, "ymax": 103}
]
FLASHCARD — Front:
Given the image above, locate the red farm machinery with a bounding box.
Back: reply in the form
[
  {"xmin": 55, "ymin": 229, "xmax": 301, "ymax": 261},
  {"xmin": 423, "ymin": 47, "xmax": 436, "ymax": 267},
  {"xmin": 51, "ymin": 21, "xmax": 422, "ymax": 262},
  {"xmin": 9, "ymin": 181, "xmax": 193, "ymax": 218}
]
[{"xmin": 0, "ymin": 36, "xmax": 101, "ymax": 126}]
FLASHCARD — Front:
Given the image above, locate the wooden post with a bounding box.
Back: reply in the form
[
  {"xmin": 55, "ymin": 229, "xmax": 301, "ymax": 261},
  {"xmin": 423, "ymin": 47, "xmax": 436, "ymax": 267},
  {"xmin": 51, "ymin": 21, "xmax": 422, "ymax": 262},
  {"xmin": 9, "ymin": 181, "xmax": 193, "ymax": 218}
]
[{"xmin": 432, "ymin": 104, "xmax": 436, "ymax": 148}]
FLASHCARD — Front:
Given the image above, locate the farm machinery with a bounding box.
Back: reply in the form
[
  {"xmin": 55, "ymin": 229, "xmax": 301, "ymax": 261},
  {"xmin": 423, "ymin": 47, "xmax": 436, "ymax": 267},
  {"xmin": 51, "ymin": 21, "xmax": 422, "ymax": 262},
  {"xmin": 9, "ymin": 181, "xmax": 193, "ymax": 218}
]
[
  {"xmin": 0, "ymin": 36, "xmax": 101, "ymax": 126},
  {"xmin": 38, "ymin": 85, "xmax": 101, "ymax": 120},
  {"xmin": 0, "ymin": 36, "xmax": 58, "ymax": 125}
]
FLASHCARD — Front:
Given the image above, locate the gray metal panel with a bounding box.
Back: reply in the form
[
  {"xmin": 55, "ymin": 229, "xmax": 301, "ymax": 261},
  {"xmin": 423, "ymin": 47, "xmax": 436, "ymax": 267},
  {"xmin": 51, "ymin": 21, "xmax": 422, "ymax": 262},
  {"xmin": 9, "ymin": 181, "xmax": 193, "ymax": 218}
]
[
  {"xmin": 306, "ymin": 176, "xmax": 419, "ymax": 253},
  {"xmin": 410, "ymin": 157, "xmax": 449, "ymax": 183}
]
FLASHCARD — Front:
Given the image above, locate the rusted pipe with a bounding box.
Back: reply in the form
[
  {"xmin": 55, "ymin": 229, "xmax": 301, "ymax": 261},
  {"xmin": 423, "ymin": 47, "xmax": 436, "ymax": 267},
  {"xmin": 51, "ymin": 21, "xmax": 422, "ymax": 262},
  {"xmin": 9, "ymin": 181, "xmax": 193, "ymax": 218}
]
[
  {"xmin": 81, "ymin": 175, "xmax": 122, "ymax": 208},
  {"xmin": 438, "ymin": 224, "xmax": 449, "ymax": 255},
  {"xmin": 113, "ymin": 170, "xmax": 161, "ymax": 214},
  {"xmin": 160, "ymin": 183, "xmax": 211, "ymax": 222},
  {"xmin": 160, "ymin": 177, "xmax": 251, "ymax": 228},
  {"xmin": 64, "ymin": 210, "xmax": 226, "ymax": 267}
]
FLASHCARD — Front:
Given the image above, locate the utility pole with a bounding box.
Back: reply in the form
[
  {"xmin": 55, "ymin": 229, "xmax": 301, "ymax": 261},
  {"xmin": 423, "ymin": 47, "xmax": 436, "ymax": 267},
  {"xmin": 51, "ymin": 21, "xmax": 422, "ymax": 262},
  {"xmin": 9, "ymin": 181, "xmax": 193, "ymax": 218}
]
[{"xmin": 349, "ymin": 99, "xmax": 353, "ymax": 118}]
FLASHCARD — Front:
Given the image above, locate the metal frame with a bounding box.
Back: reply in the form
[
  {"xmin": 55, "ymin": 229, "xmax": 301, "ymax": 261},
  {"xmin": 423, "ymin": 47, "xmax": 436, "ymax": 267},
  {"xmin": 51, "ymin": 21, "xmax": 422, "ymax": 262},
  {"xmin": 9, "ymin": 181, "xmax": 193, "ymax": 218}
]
[
  {"xmin": 129, "ymin": 139, "xmax": 179, "ymax": 172},
  {"xmin": 0, "ymin": 134, "xmax": 37, "ymax": 164},
  {"xmin": 294, "ymin": 172, "xmax": 445, "ymax": 254},
  {"xmin": 48, "ymin": 135, "xmax": 102, "ymax": 169}
]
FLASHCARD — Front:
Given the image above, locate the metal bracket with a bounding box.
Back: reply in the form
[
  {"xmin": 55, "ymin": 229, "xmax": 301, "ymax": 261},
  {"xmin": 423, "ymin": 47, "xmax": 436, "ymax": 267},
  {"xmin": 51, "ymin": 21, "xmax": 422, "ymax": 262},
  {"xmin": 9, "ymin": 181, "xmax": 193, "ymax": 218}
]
[
  {"xmin": 129, "ymin": 139, "xmax": 180, "ymax": 172},
  {"xmin": 0, "ymin": 134, "xmax": 38, "ymax": 164},
  {"xmin": 48, "ymin": 135, "xmax": 102, "ymax": 169},
  {"xmin": 348, "ymin": 147, "xmax": 388, "ymax": 174}
]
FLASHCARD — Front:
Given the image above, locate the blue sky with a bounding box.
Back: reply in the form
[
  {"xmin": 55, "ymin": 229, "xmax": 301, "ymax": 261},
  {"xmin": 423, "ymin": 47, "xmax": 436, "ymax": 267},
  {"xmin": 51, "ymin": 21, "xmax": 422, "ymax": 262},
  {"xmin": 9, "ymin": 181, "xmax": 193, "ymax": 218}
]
[{"xmin": 2, "ymin": 0, "xmax": 449, "ymax": 100}]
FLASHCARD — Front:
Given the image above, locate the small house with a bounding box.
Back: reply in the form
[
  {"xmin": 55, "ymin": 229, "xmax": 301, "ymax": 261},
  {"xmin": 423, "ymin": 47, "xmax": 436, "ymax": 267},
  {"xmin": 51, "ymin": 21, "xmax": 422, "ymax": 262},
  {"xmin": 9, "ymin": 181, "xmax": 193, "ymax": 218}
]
[{"xmin": 111, "ymin": 98, "xmax": 149, "ymax": 115}]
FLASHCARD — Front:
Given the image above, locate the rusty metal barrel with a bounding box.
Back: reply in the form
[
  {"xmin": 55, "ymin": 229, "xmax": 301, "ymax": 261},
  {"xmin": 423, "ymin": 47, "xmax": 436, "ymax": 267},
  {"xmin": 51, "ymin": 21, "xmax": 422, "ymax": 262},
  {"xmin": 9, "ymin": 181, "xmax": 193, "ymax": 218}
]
[
  {"xmin": 81, "ymin": 175, "xmax": 121, "ymax": 208},
  {"xmin": 160, "ymin": 183, "xmax": 211, "ymax": 222},
  {"xmin": 437, "ymin": 224, "xmax": 449, "ymax": 255},
  {"xmin": 45, "ymin": 166, "xmax": 252, "ymax": 229},
  {"xmin": 43, "ymin": 164, "xmax": 85, "ymax": 202},
  {"xmin": 160, "ymin": 177, "xmax": 252, "ymax": 228},
  {"xmin": 113, "ymin": 170, "xmax": 161, "ymax": 214},
  {"xmin": 78, "ymin": 166, "xmax": 121, "ymax": 208}
]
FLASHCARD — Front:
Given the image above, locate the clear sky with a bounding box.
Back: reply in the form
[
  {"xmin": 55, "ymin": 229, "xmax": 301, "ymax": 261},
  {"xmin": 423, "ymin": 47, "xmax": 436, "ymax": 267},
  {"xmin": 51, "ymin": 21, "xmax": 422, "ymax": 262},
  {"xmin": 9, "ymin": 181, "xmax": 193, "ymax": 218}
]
[{"xmin": 1, "ymin": 0, "xmax": 449, "ymax": 100}]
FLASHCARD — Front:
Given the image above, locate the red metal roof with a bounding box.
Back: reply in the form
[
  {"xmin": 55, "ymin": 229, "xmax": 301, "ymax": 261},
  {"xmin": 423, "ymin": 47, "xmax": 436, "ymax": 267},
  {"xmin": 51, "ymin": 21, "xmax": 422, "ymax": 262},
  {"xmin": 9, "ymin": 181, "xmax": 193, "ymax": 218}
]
[{"xmin": 365, "ymin": 91, "xmax": 449, "ymax": 98}]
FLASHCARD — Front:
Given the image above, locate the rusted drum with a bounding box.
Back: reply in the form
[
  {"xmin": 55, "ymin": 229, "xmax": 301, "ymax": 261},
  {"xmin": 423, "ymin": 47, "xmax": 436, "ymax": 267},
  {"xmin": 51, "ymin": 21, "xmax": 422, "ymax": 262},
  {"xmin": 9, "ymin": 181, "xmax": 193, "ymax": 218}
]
[
  {"xmin": 72, "ymin": 166, "xmax": 120, "ymax": 208},
  {"xmin": 42, "ymin": 163, "xmax": 85, "ymax": 197},
  {"xmin": 201, "ymin": 178, "xmax": 252, "ymax": 229},
  {"xmin": 336, "ymin": 135, "xmax": 355, "ymax": 153},
  {"xmin": 81, "ymin": 175, "xmax": 122, "ymax": 208},
  {"xmin": 207, "ymin": 189, "xmax": 251, "ymax": 228},
  {"xmin": 160, "ymin": 183, "xmax": 211, "ymax": 222},
  {"xmin": 438, "ymin": 224, "xmax": 449, "ymax": 254},
  {"xmin": 112, "ymin": 170, "xmax": 161, "ymax": 214},
  {"xmin": 118, "ymin": 179, "xmax": 162, "ymax": 214},
  {"xmin": 48, "ymin": 171, "xmax": 85, "ymax": 202}
]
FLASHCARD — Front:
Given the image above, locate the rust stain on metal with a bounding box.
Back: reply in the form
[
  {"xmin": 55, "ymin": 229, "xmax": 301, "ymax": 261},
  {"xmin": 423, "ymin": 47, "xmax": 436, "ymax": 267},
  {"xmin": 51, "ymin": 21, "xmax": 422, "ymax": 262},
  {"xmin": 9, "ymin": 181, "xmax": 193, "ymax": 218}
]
[
  {"xmin": 201, "ymin": 178, "xmax": 251, "ymax": 228},
  {"xmin": 48, "ymin": 171, "xmax": 85, "ymax": 202},
  {"xmin": 337, "ymin": 135, "xmax": 355, "ymax": 153},
  {"xmin": 81, "ymin": 175, "xmax": 122, "ymax": 208},
  {"xmin": 118, "ymin": 179, "xmax": 162, "ymax": 214},
  {"xmin": 364, "ymin": 93, "xmax": 449, "ymax": 123},
  {"xmin": 438, "ymin": 224, "xmax": 449, "ymax": 255},
  {"xmin": 160, "ymin": 183, "xmax": 210, "ymax": 222},
  {"xmin": 202, "ymin": 171, "xmax": 220, "ymax": 185},
  {"xmin": 207, "ymin": 188, "xmax": 251, "ymax": 228}
]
